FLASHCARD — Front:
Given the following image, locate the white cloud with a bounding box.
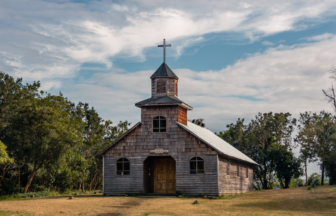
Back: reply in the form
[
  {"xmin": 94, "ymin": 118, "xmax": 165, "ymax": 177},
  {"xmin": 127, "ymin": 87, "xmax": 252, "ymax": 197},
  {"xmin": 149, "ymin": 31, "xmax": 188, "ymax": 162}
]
[
  {"xmin": 1, "ymin": 0, "xmax": 336, "ymax": 89},
  {"xmin": 262, "ymin": 41, "xmax": 274, "ymax": 46},
  {"xmin": 66, "ymin": 34, "xmax": 336, "ymax": 132}
]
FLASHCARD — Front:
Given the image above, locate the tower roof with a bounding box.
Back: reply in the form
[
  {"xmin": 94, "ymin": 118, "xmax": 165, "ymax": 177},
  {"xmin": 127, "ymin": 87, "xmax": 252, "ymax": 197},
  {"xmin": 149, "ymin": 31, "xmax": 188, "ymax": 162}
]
[
  {"xmin": 135, "ymin": 95, "xmax": 192, "ymax": 110},
  {"xmin": 150, "ymin": 63, "xmax": 178, "ymax": 79}
]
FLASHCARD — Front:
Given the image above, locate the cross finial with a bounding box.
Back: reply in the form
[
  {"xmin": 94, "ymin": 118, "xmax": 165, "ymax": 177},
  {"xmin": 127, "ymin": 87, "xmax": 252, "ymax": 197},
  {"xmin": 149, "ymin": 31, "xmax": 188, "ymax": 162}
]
[{"xmin": 158, "ymin": 39, "xmax": 171, "ymax": 63}]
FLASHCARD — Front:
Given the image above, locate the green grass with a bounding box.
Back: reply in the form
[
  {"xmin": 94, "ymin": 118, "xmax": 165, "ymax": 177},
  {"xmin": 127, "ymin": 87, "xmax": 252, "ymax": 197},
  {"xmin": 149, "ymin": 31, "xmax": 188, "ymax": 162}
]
[
  {"xmin": 218, "ymin": 195, "xmax": 235, "ymax": 200},
  {"xmin": 0, "ymin": 211, "xmax": 33, "ymax": 216},
  {"xmin": 0, "ymin": 191, "xmax": 57, "ymax": 201}
]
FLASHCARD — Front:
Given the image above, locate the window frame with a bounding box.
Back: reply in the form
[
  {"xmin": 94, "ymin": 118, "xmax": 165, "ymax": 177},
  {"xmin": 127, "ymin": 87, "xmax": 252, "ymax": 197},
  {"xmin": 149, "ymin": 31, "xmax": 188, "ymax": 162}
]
[
  {"xmin": 116, "ymin": 158, "xmax": 130, "ymax": 176},
  {"xmin": 153, "ymin": 116, "xmax": 166, "ymax": 133},
  {"xmin": 189, "ymin": 156, "xmax": 204, "ymax": 175}
]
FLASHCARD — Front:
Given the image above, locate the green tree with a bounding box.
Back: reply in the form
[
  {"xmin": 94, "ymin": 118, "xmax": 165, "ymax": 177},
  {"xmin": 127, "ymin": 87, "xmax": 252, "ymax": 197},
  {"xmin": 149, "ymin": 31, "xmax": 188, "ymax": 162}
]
[
  {"xmin": 0, "ymin": 140, "xmax": 14, "ymax": 187},
  {"xmin": 219, "ymin": 112, "xmax": 297, "ymax": 189},
  {"xmin": 312, "ymin": 112, "xmax": 336, "ymax": 185},
  {"xmin": 295, "ymin": 112, "xmax": 317, "ymax": 185},
  {"xmin": 5, "ymin": 93, "xmax": 82, "ymax": 193},
  {"xmin": 273, "ymin": 146, "xmax": 303, "ymax": 188}
]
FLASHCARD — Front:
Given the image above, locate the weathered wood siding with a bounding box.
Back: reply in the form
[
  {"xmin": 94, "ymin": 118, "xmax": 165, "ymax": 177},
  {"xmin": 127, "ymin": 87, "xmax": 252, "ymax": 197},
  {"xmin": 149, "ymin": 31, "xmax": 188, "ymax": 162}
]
[
  {"xmin": 177, "ymin": 107, "xmax": 187, "ymax": 125},
  {"xmin": 218, "ymin": 156, "xmax": 254, "ymax": 196},
  {"xmin": 175, "ymin": 155, "xmax": 218, "ymax": 196},
  {"xmin": 151, "ymin": 78, "xmax": 178, "ymax": 97},
  {"xmin": 104, "ymin": 156, "xmax": 143, "ymax": 195},
  {"xmin": 103, "ymin": 106, "xmax": 219, "ymax": 196}
]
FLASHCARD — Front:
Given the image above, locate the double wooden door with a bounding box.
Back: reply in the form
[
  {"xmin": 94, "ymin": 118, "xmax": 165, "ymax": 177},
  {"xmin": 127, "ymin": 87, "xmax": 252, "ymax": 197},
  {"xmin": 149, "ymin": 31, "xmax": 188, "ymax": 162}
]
[{"xmin": 154, "ymin": 158, "xmax": 176, "ymax": 194}]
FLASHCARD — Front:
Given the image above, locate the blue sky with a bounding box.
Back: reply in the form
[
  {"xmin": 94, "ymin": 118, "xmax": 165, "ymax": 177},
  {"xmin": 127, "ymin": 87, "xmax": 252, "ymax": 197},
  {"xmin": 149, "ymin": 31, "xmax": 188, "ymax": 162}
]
[{"xmin": 1, "ymin": 0, "xmax": 336, "ymax": 175}]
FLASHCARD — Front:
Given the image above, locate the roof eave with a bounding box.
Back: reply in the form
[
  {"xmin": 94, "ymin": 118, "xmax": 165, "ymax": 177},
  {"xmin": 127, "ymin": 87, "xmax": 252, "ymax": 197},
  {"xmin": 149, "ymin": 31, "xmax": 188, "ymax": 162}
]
[
  {"xmin": 135, "ymin": 103, "xmax": 193, "ymax": 110},
  {"xmin": 150, "ymin": 76, "xmax": 179, "ymax": 80}
]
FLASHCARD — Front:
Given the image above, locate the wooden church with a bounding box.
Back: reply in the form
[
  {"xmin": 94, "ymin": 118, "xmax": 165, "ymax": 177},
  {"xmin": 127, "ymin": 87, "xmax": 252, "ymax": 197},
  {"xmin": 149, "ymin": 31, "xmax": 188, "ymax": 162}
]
[{"xmin": 98, "ymin": 40, "xmax": 257, "ymax": 196}]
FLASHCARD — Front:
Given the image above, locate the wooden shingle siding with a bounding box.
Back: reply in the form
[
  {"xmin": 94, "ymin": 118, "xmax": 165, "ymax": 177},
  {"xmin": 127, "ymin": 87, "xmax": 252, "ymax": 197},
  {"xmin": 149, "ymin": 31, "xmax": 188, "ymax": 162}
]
[
  {"xmin": 152, "ymin": 78, "xmax": 178, "ymax": 97},
  {"xmin": 175, "ymin": 155, "xmax": 218, "ymax": 196},
  {"xmin": 178, "ymin": 107, "xmax": 187, "ymax": 125},
  {"xmin": 103, "ymin": 105, "xmax": 218, "ymax": 195},
  {"xmin": 218, "ymin": 156, "xmax": 253, "ymax": 196},
  {"xmin": 104, "ymin": 156, "xmax": 144, "ymax": 195}
]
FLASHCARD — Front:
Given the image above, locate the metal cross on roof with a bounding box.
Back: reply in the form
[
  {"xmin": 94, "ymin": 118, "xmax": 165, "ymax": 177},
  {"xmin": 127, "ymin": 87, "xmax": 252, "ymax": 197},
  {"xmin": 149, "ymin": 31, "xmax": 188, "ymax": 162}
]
[{"xmin": 158, "ymin": 39, "xmax": 171, "ymax": 63}]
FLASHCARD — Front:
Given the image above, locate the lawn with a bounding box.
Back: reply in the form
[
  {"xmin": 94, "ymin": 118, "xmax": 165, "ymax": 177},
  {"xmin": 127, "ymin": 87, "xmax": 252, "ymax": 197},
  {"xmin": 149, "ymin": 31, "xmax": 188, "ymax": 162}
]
[{"xmin": 0, "ymin": 186, "xmax": 335, "ymax": 216}]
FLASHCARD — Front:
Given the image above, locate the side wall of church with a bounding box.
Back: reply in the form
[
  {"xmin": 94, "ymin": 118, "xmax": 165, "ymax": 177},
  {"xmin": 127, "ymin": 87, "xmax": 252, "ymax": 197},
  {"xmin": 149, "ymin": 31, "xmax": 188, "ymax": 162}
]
[
  {"xmin": 218, "ymin": 156, "xmax": 254, "ymax": 196},
  {"xmin": 103, "ymin": 106, "xmax": 219, "ymax": 195}
]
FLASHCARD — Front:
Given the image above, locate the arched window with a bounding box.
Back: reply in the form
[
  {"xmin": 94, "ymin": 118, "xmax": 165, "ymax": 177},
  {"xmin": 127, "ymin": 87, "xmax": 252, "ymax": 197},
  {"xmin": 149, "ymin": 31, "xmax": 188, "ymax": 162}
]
[
  {"xmin": 116, "ymin": 158, "xmax": 130, "ymax": 175},
  {"xmin": 156, "ymin": 79, "xmax": 166, "ymax": 93},
  {"xmin": 153, "ymin": 116, "xmax": 166, "ymax": 132},
  {"xmin": 190, "ymin": 157, "xmax": 204, "ymax": 174}
]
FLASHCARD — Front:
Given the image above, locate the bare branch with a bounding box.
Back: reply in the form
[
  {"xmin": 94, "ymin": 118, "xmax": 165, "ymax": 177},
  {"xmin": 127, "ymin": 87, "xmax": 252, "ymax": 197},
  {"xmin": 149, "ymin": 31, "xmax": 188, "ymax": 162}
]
[{"xmin": 322, "ymin": 86, "xmax": 336, "ymax": 112}]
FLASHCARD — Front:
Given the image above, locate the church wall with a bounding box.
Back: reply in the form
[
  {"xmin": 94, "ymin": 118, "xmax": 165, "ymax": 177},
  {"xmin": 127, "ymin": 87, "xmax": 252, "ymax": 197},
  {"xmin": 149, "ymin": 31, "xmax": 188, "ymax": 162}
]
[
  {"xmin": 175, "ymin": 154, "xmax": 218, "ymax": 196},
  {"xmin": 104, "ymin": 156, "xmax": 144, "ymax": 195},
  {"xmin": 218, "ymin": 156, "xmax": 254, "ymax": 196},
  {"xmin": 177, "ymin": 107, "xmax": 187, "ymax": 125},
  {"xmin": 103, "ymin": 106, "xmax": 219, "ymax": 196}
]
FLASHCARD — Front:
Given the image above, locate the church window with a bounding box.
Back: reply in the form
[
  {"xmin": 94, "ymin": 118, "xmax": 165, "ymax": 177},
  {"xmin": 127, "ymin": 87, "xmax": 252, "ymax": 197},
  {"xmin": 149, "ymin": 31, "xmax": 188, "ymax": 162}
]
[
  {"xmin": 175, "ymin": 82, "xmax": 178, "ymax": 96},
  {"xmin": 227, "ymin": 161, "xmax": 230, "ymax": 175},
  {"xmin": 153, "ymin": 116, "xmax": 166, "ymax": 132},
  {"xmin": 116, "ymin": 158, "xmax": 130, "ymax": 175},
  {"xmin": 190, "ymin": 157, "xmax": 204, "ymax": 174},
  {"xmin": 246, "ymin": 166, "xmax": 249, "ymax": 178},
  {"xmin": 237, "ymin": 163, "xmax": 240, "ymax": 176},
  {"xmin": 157, "ymin": 80, "xmax": 166, "ymax": 93}
]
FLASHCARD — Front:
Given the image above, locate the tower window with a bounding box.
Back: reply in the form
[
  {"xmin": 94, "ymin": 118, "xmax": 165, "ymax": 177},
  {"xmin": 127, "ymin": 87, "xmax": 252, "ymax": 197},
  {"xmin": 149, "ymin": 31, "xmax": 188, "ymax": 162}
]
[
  {"xmin": 157, "ymin": 80, "xmax": 166, "ymax": 93},
  {"xmin": 190, "ymin": 157, "xmax": 204, "ymax": 174},
  {"xmin": 175, "ymin": 82, "xmax": 178, "ymax": 96},
  {"xmin": 153, "ymin": 116, "xmax": 166, "ymax": 132},
  {"xmin": 116, "ymin": 158, "xmax": 130, "ymax": 175}
]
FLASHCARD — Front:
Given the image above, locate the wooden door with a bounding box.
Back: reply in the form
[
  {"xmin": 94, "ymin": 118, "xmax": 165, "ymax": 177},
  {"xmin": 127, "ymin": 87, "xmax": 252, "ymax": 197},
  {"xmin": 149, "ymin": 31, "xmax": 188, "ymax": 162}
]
[{"xmin": 154, "ymin": 158, "xmax": 176, "ymax": 194}]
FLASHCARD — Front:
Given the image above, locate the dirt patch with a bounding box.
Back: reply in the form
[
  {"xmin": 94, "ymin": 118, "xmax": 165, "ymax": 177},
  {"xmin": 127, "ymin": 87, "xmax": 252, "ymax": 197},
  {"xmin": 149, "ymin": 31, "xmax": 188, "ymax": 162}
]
[
  {"xmin": 0, "ymin": 186, "xmax": 336, "ymax": 215},
  {"xmin": 122, "ymin": 201, "xmax": 140, "ymax": 206},
  {"xmin": 111, "ymin": 206, "xmax": 130, "ymax": 209},
  {"xmin": 96, "ymin": 214, "xmax": 121, "ymax": 216}
]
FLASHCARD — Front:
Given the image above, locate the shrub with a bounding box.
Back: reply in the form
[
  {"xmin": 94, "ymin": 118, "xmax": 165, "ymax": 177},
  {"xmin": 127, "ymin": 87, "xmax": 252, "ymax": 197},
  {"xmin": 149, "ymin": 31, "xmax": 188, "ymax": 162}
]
[{"xmin": 308, "ymin": 173, "xmax": 321, "ymax": 187}]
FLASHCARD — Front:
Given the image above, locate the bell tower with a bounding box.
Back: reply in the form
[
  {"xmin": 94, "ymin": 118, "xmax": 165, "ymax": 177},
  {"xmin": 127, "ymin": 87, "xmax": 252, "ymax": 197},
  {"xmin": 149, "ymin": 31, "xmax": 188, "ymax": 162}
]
[
  {"xmin": 151, "ymin": 63, "xmax": 178, "ymax": 98},
  {"xmin": 135, "ymin": 39, "xmax": 192, "ymax": 127}
]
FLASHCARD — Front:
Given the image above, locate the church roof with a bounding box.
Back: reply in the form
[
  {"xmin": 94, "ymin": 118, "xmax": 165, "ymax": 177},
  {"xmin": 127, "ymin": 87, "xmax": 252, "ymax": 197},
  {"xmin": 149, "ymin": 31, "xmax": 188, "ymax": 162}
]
[
  {"xmin": 150, "ymin": 63, "xmax": 178, "ymax": 79},
  {"xmin": 177, "ymin": 121, "xmax": 258, "ymax": 165},
  {"xmin": 135, "ymin": 96, "xmax": 193, "ymax": 110}
]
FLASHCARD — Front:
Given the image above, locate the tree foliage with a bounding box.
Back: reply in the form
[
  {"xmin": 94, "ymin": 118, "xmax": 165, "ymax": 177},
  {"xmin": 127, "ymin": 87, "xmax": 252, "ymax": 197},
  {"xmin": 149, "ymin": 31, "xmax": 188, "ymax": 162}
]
[
  {"xmin": 0, "ymin": 72, "xmax": 130, "ymax": 194},
  {"xmin": 219, "ymin": 112, "xmax": 300, "ymax": 189}
]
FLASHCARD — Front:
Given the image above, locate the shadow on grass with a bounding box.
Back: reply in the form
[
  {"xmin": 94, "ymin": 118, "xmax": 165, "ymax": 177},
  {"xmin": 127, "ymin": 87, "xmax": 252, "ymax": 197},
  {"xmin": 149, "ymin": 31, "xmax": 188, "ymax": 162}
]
[{"xmin": 233, "ymin": 197, "xmax": 336, "ymax": 213}]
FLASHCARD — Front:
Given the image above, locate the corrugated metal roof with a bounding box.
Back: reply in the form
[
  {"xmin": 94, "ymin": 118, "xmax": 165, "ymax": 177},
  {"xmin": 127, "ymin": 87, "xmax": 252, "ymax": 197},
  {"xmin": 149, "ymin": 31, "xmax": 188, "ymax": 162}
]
[
  {"xmin": 150, "ymin": 63, "xmax": 178, "ymax": 79},
  {"xmin": 135, "ymin": 96, "xmax": 193, "ymax": 110},
  {"xmin": 177, "ymin": 121, "xmax": 258, "ymax": 165}
]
